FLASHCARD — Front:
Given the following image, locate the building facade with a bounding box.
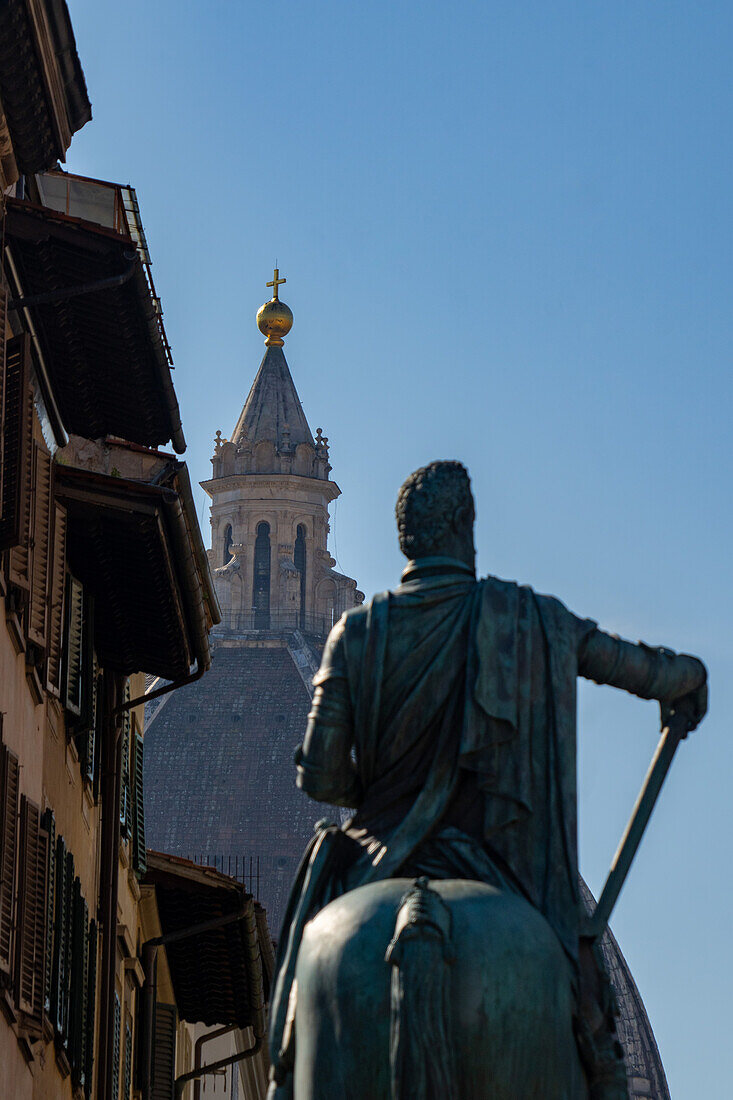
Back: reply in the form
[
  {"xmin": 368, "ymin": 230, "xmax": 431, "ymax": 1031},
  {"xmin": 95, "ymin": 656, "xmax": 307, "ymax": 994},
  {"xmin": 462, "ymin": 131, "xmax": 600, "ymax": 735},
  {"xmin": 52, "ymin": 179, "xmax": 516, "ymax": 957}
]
[{"xmin": 0, "ymin": 7, "xmax": 271, "ymax": 1098}]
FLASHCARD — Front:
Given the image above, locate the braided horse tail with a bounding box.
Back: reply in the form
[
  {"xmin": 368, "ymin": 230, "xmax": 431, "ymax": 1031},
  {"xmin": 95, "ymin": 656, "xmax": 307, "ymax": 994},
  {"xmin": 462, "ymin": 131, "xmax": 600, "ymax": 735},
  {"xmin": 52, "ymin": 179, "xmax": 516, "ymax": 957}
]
[{"xmin": 385, "ymin": 878, "xmax": 456, "ymax": 1100}]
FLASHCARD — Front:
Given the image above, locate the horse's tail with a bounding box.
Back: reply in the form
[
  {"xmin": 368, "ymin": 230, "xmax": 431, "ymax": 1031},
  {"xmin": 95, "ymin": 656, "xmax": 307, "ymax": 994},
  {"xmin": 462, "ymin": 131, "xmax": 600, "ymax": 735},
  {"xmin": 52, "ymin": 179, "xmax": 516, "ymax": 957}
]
[{"xmin": 385, "ymin": 878, "xmax": 456, "ymax": 1100}]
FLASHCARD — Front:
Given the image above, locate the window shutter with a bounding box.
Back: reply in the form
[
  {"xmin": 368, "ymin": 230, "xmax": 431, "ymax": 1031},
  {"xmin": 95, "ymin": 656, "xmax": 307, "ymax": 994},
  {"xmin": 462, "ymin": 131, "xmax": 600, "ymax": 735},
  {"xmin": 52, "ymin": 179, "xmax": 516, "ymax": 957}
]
[
  {"xmin": 120, "ymin": 684, "xmax": 131, "ymax": 839},
  {"xmin": 151, "ymin": 1002, "xmax": 177, "ymax": 1100},
  {"xmin": 0, "ymin": 284, "xmax": 7, "ymax": 527},
  {"xmin": 46, "ymin": 503, "xmax": 67, "ymax": 694},
  {"xmin": 28, "ymin": 444, "xmax": 52, "ymax": 649},
  {"xmin": 112, "ymin": 991, "xmax": 122, "ymax": 1100},
  {"xmin": 0, "ymin": 332, "xmax": 32, "ymax": 553},
  {"xmin": 61, "ymin": 848, "xmax": 74, "ymax": 1046},
  {"xmin": 14, "ymin": 796, "xmax": 42, "ymax": 1018},
  {"xmin": 0, "ymin": 742, "xmax": 20, "ymax": 978},
  {"xmin": 63, "ymin": 575, "xmax": 85, "ymax": 717},
  {"xmin": 84, "ymin": 920, "xmax": 97, "ymax": 1100},
  {"xmin": 51, "ymin": 836, "xmax": 73, "ymax": 1041},
  {"xmin": 123, "ymin": 1018, "xmax": 133, "ymax": 1100},
  {"xmin": 80, "ymin": 592, "xmax": 95, "ymax": 728},
  {"xmin": 51, "ymin": 835, "xmax": 66, "ymax": 1033},
  {"xmin": 70, "ymin": 879, "xmax": 89, "ymax": 1088},
  {"xmin": 132, "ymin": 732, "xmax": 146, "ymax": 878},
  {"xmin": 91, "ymin": 668, "xmax": 102, "ymax": 802},
  {"xmin": 79, "ymin": 659, "xmax": 99, "ymax": 787},
  {"xmin": 41, "ymin": 808, "xmax": 56, "ymax": 1017}
]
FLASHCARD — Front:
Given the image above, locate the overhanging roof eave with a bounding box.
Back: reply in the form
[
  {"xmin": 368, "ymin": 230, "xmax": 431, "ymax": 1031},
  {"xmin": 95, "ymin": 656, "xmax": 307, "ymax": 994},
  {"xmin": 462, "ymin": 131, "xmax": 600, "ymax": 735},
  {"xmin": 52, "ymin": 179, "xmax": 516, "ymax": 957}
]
[
  {"xmin": 56, "ymin": 467, "xmax": 208, "ymax": 679},
  {"xmin": 144, "ymin": 851, "xmax": 266, "ymax": 1031},
  {"xmin": 4, "ymin": 199, "xmax": 184, "ymax": 452}
]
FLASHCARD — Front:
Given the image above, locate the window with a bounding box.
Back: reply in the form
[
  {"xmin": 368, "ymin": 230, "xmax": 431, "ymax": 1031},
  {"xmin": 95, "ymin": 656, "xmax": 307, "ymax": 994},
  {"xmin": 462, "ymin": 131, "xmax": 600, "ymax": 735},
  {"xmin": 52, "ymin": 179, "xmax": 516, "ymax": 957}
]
[
  {"xmin": 253, "ymin": 522, "xmax": 271, "ymax": 628},
  {"xmin": 131, "ymin": 730, "xmax": 146, "ymax": 878},
  {"xmin": 0, "ymin": 739, "xmax": 19, "ymax": 980},
  {"xmin": 294, "ymin": 525, "xmax": 306, "ymax": 622},
  {"xmin": 223, "ymin": 523, "xmax": 233, "ymax": 565}
]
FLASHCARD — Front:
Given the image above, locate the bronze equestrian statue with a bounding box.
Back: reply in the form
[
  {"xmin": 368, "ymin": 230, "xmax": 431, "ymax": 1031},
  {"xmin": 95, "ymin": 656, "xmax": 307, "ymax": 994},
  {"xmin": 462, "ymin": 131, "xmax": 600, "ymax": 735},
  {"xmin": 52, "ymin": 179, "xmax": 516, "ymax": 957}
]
[{"xmin": 267, "ymin": 460, "xmax": 707, "ymax": 1100}]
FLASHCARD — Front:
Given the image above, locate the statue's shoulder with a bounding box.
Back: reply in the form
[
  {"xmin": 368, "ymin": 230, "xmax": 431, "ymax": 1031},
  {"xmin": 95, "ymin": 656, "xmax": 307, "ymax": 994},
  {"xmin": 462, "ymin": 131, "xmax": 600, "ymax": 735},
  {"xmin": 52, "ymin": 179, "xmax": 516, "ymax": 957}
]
[{"xmin": 480, "ymin": 574, "xmax": 592, "ymax": 639}]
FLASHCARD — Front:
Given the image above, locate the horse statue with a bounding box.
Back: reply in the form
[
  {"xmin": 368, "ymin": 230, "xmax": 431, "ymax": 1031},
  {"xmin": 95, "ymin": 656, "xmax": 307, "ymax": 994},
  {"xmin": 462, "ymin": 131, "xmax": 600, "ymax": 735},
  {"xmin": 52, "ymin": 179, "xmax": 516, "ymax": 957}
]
[
  {"xmin": 268, "ymin": 461, "xmax": 707, "ymax": 1100},
  {"xmin": 294, "ymin": 876, "xmax": 586, "ymax": 1100}
]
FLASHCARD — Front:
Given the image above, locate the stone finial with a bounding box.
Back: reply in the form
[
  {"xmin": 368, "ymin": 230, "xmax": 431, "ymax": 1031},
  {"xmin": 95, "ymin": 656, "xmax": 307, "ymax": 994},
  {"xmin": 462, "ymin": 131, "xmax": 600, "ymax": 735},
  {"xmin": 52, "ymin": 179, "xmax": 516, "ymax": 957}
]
[
  {"xmin": 214, "ymin": 429, "xmax": 224, "ymax": 453},
  {"xmin": 315, "ymin": 428, "xmax": 329, "ymax": 459}
]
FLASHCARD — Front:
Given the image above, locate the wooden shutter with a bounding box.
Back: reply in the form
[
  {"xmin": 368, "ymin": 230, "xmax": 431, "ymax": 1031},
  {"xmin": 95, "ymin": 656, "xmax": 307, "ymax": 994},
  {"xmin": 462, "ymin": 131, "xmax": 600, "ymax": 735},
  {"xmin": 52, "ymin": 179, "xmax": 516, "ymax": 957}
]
[
  {"xmin": 52, "ymin": 836, "xmax": 73, "ymax": 1041},
  {"xmin": 51, "ymin": 835, "xmax": 66, "ymax": 1033},
  {"xmin": 0, "ymin": 332, "xmax": 32, "ymax": 554},
  {"xmin": 69, "ymin": 879, "xmax": 89, "ymax": 1087},
  {"xmin": 79, "ymin": 659, "xmax": 98, "ymax": 786},
  {"xmin": 84, "ymin": 920, "xmax": 97, "ymax": 1100},
  {"xmin": 46, "ymin": 503, "xmax": 67, "ymax": 694},
  {"xmin": 28, "ymin": 444, "xmax": 53, "ymax": 649},
  {"xmin": 151, "ymin": 1002, "xmax": 177, "ymax": 1100},
  {"xmin": 0, "ymin": 284, "xmax": 7, "ymax": 527},
  {"xmin": 0, "ymin": 742, "xmax": 19, "ymax": 977},
  {"xmin": 41, "ymin": 808, "xmax": 56, "ymax": 1016},
  {"xmin": 131, "ymin": 732, "xmax": 147, "ymax": 878},
  {"xmin": 112, "ymin": 992, "xmax": 122, "ymax": 1100},
  {"xmin": 61, "ymin": 848, "xmax": 74, "ymax": 1047},
  {"xmin": 14, "ymin": 799, "xmax": 49, "ymax": 1025},
  {"xmin": 123, "ymin": 1018, "xmax": 133, "ymax": 1100},
  {"xmin": 63, "ymin": 575, "xmax": 85, "ymax": 716},
  {"xmin": 120, "ymin": 684, "xmax": 131, "ymax": 839}
]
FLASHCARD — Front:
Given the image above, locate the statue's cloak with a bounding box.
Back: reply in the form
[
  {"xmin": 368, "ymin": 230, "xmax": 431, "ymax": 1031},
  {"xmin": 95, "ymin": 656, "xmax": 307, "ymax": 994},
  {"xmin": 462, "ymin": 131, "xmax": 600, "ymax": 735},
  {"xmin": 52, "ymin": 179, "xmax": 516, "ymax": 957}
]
[{"xmin": 333, "ymin": 567, "xmax": 596, "ymax": 962}]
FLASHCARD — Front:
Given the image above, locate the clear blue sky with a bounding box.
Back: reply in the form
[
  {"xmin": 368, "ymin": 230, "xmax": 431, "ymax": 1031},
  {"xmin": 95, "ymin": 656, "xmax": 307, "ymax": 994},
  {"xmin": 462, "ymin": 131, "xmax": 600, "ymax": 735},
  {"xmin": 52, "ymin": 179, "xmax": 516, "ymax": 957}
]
[{"xmin": 67, "ymin": 2, "xmax": 732, "ymax": 1092}]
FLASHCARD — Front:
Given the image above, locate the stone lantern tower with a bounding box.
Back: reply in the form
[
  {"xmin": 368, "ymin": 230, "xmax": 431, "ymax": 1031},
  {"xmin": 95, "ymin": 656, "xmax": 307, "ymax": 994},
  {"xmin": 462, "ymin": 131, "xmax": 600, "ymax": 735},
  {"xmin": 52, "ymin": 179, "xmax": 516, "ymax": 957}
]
[
  {"xmin": 201, "ymin": 270, "xmax": 362, "ymax": 632},
  {"xmin": 145, "ymin": 273, "xmax": 363, "ymax": 931}
]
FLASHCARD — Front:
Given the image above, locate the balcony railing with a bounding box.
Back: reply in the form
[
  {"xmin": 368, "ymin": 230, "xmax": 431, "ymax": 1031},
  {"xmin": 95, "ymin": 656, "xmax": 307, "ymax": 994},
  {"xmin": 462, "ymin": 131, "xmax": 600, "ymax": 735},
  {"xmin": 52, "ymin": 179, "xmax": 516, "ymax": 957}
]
[{"xmin": 213, "ymin": 609, "xmax": 334, "ymax": 638}]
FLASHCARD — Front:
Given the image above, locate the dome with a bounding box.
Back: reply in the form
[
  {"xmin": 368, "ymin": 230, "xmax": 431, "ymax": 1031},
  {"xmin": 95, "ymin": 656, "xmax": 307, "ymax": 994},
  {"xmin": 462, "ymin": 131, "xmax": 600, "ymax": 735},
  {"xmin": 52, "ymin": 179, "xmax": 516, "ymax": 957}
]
[{"xmin": 580, "ymin": 879, "xmax": 670, "ymax": 1099}]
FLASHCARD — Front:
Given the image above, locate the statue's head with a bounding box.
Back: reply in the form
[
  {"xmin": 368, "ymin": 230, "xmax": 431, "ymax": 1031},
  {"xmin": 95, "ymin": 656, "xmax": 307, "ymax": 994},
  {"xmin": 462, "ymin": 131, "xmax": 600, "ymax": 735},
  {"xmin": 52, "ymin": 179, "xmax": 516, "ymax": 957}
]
[{"xmin": 396, "ymin": 460, "xmax": 475, "ymax": 566}]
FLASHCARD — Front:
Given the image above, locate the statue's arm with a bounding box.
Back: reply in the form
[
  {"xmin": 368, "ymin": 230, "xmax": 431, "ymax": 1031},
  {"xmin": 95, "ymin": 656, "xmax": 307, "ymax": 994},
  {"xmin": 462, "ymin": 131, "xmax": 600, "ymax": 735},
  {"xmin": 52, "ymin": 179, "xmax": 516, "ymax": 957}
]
[
  {"xmin": 578, "ymin": 628, "xmax": 708, "ymax": 728},
  {"xmin": 295, "ymin": 623, "xmax": 362, "ymax": 807}
]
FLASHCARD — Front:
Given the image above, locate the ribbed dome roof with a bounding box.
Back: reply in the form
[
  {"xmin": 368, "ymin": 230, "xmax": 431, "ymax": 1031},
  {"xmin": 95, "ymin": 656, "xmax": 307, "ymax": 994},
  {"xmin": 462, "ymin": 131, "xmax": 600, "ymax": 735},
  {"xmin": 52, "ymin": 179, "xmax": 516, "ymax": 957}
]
[{"xmin": 580, "ymin": 879, "xmax": 670, "ymax": 1099}]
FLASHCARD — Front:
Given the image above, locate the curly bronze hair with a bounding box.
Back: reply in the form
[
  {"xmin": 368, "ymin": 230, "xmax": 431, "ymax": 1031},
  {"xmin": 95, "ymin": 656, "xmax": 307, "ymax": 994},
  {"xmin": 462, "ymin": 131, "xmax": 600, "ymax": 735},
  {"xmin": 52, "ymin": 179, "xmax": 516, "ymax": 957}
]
[{"xmin": 395, "ymin": 461, "xmax": 474, "ymax": 559}]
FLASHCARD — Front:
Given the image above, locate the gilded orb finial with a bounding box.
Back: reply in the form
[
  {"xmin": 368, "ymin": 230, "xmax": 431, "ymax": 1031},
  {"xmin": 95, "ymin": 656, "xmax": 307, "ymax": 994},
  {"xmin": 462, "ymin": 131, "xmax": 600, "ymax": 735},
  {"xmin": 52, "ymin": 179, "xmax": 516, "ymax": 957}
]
[{"xmin": 257, "ymin": 267, "xmax": 293, "ymax": 346}]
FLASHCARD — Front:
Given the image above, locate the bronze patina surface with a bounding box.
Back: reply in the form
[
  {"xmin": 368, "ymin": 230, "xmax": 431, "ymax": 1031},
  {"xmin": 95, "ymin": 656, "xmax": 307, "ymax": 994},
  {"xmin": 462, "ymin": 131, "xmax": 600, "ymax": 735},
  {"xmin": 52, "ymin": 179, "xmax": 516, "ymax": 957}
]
[{"xmin": 268, "ymin": 461, "xmax": 707, "ymax": 1100}]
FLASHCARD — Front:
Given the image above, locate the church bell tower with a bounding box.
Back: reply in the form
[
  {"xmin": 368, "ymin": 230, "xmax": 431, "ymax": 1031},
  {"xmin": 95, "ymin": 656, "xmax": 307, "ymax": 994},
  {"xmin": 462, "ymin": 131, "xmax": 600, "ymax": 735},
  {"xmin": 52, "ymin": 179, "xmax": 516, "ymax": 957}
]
[{"xmin": 202, "ymin": 271, "xmax": 362, "ymax": 632}]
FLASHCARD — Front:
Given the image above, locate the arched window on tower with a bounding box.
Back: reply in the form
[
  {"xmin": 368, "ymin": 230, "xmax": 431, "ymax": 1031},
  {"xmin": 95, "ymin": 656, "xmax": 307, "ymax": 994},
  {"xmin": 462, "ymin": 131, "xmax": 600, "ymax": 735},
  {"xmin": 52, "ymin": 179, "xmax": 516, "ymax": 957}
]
[
  {"xmin": 253, "ymin": 521, "xmax": 271, "ymax": 628},
  {"xmin": 294, "ymin": 524, "xmax": 306, "ymax": 626},
  {"xmin": 223, "ymin": 524, "xmax": 233, "ymax": 566}
]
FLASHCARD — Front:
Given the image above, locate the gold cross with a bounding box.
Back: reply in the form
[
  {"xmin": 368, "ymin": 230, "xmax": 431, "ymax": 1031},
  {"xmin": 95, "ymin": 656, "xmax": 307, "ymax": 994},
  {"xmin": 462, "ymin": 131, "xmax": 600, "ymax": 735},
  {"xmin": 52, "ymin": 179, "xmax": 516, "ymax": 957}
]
[{"xmin": 266, "ymin": 267, "xmax": 286, "ymax": 300}]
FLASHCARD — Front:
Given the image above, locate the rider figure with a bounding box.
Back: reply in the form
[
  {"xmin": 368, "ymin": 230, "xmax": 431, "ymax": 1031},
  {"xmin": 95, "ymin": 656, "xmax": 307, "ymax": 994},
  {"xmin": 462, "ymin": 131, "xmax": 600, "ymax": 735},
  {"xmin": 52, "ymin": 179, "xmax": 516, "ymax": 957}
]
[{"xmin": 272, "ymin": 460, "xmax": 707, "ymax": 1099}]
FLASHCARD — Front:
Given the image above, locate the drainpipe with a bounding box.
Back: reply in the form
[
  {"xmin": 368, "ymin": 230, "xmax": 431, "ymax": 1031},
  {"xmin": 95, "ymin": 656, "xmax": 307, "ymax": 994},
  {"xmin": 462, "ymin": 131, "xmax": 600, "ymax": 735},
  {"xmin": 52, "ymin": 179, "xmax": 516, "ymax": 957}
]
[
  {"xmin": 192, "ymin": 1024, "xmax": 236, "ymax": 1100},
  {"xmin": 7, "ymin": 252, "xmax": 137, "ymax": 309},
  {"xmin": 139, "ymin": 904, "xmax": 250, "ymax": 1100},
  {"xmin": 110, "ymin": 661, "xmax": 206, "ymax": 717},
  {"xmin": 96, "ymin": 672, "xmax": 124, "ymax": 1100},
  {"xmin": 139, "ymin": 941, "xmax": 158, "ymax": 1100},
  {"xmin": 174, "ymin": 1029, "xmax": 262, "ymax": 1100}
]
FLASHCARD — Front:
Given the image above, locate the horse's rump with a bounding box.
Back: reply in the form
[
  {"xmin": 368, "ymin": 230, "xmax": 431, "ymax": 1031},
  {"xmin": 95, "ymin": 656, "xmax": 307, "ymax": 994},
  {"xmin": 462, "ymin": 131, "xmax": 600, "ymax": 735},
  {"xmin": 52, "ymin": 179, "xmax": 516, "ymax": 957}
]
[{"xmin": 293, "ymin": 878, "xmax": 587, "ymax": 1100}]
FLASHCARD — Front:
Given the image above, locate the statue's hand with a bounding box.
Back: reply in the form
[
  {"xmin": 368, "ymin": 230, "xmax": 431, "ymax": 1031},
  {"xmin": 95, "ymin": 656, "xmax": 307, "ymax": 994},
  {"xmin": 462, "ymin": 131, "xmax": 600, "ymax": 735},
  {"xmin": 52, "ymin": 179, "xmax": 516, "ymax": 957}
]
[{"xmin": 660, "ymin": 681, "xmax": 708, "ymax": 734}]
